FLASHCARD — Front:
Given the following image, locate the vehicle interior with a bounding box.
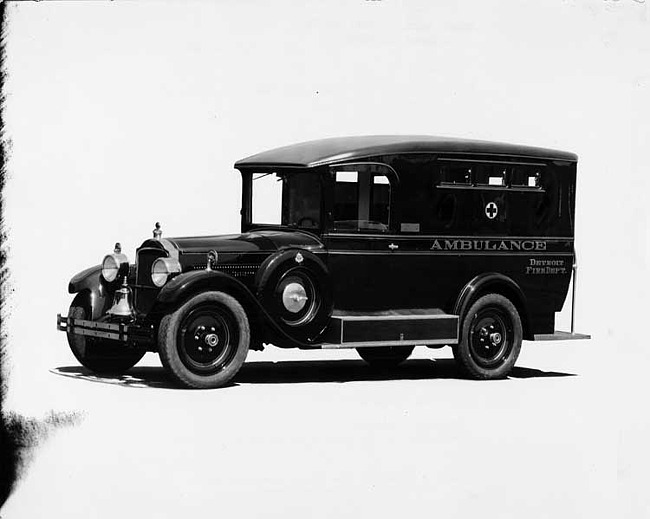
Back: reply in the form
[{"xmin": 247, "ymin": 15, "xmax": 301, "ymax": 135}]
[{"xmin": 249, "ymin": 164, "xmax": 395, "ymax": 233}]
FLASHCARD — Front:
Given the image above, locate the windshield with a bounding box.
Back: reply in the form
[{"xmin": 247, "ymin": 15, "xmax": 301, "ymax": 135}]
[{"xmin": 251, "ymin": 172, "xmax": 321, "ymax": 230}]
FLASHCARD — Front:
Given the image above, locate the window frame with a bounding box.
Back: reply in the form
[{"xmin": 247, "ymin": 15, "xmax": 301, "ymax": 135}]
[
  {"xmin": 326, "ymin": 162, "xmax": 399, "ymax": 234},
  {"xmin": 437, "ymin": 157, "xmax": 547, "ymax": 192},
  {"xmin": 241, "ymin": 168, "xmax": 325, "ymax": 232}
]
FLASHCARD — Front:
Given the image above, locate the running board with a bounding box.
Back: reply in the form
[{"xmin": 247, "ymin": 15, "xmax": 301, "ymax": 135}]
[
  {"xmin": 533, "ymin": 331, "xmax": 591, "ymax": 341},
  {"xmin": 321, "ymin": 309, "xmax": 459, "ymax": 349}
]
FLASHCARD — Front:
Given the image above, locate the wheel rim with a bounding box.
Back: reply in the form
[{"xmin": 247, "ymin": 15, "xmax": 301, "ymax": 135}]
[
  {"xmin": 468, "ymin": 306, "xmax": 513, "ymax": 368},
  {"xmin": 177, "ymin": 303, "xmax": 239, "ymax": 374}
]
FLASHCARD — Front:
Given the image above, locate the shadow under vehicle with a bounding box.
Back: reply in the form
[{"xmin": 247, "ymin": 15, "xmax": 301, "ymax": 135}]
[{"xmin": 57, "ymin": 136, "xmax": 590, "ymax": 389}]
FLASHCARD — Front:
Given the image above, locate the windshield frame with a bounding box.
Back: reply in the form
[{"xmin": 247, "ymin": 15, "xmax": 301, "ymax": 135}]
[{"xmin": 239, "ymin": 167, "xmax": 325, "ymax": 234}]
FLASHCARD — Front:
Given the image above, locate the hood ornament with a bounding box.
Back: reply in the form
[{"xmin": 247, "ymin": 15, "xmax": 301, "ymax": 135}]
[{"xmin": 153, "ymin": 222, "xmax": 162, "ymax": 240}]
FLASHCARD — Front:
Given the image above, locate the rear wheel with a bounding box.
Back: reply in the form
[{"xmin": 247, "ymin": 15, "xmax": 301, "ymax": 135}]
[
  {"xmin": 357, "ymin": 346, "xmax": 414, "ymax": 369},
  {"xmin": 66, "ymin": 295, "xmax": 145, "ymax": 374},
  {"xmin": 453, "ymin": 293, "xmax": 522, "ymax": 379},
  {"xmin": 158, "ymin": 291, "xmax": 250, "ymax": 389}
]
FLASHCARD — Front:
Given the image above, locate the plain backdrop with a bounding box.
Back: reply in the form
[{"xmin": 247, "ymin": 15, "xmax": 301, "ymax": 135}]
[{"xmin": 2, "ymin": 0, "xmax": 649, "ymax": 517}]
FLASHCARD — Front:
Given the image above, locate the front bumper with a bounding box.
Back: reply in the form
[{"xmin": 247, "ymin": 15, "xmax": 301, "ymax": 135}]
[{"xmin": 57, "ymin": 314, "xmax": 154, "ymax": 343}]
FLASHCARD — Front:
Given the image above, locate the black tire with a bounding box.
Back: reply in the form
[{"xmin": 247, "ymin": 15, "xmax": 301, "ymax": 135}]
[
  {"xmin": 158, "ymin": 291, "xmax": 250, "ymax": 389},
  {"xmin": 453, "ymin": 293, "xmax": 522, "ymax": 379},
  {"xmin": 357, "ymin": 346, "xmax": 414, "ymax": 369},
  {"xmin": 66, "ymin": 295, "xmax": 145, "ymax": 374}
]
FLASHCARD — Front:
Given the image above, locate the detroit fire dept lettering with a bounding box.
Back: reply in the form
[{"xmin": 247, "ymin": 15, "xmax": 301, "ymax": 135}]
[
  {"xmin": 430, "ymin": 239, "xmax": 547, "ymax": 252},
  {"xmin": 525, "ymin": 258, "xmax": 567, "ymax": 275}
]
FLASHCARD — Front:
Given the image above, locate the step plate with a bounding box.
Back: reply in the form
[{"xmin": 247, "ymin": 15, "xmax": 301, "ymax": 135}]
[
  {"xmin": 322, "ymin": 310, "xmax": 459, "ymax": 349},
  {"xmin": 533, "ymin": 331, "xmax": 591, "ymax": 341}
]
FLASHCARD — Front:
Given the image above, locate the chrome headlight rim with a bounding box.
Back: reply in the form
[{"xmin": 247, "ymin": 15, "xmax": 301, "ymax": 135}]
[
  {"xmin": 101, "ymin": 253, "xmax": 129, "ymax": 283},
  {"xmin": 151, "ymin": 257, "xmax": 182, "ymax": 288}
]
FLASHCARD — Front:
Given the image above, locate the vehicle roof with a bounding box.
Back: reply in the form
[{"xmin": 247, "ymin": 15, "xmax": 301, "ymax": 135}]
[{"xmin": 234, "ymin": 135, "xmax": 578, "ymax": 169}]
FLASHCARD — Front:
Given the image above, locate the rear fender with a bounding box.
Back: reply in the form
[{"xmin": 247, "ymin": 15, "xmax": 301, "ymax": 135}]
[{"xmin": 453, "ymin": 272, "xmax": 531, "ymax": 340}]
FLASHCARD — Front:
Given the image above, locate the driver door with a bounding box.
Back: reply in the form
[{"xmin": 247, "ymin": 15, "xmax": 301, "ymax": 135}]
[{"xmin": 322, "ymin": 163, "xmax": 405, "ymax": 311}]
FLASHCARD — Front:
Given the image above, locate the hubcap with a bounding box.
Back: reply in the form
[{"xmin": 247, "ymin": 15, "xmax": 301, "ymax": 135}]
[
  {"xmin": 281, "ymin": 282, "xmax": 308, "ymax": 313},
  {"xmin": 489, "ymin": 332, "xmax": 502, "ymax": 345},
  {"xmin": 275, "ymin": 270, "xmax": 320, "ymax": 326},
  {"xmin": 469, "ymin": 307, "xmax": 513, "ymax": 368}
]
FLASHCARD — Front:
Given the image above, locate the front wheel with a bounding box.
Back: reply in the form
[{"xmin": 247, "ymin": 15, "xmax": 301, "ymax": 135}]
[
  {"xmin": 453, "ymin": 293, "xmax": 522, "ymax": 379},
  {"xmin": 357, "ymin": 346, "xmax": 414, "ymax": 369},
  {"xmin": 158, "ymin": 291, "xmax": 250, "ymax": 389}
]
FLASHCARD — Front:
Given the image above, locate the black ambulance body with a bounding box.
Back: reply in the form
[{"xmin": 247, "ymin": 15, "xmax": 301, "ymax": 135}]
[{"xmin": 58, "ymin": 136, "xmax": 589, "ymax": 388}]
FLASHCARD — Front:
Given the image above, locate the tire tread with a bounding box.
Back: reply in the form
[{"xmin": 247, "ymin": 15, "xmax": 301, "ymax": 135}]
[{"xmin": 158, "ymin": 291, "xmax": 250, "ymax": 389}]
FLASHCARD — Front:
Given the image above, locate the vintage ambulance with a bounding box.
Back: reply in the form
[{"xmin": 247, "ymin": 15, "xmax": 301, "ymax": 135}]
[{"xmin": 57, "ymin": 136, "xmax": 589, "ymax": 388}]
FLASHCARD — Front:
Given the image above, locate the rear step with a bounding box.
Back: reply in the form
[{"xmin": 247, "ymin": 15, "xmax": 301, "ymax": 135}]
[
  {"xmin": 533, "ymin": 331, "xmax": 591, "ymax": 341},
  {"xmin": 533, "ymin": 253, "xmax": 590, "ymax": 342},
  {"xmin": 321, "ymin": 309, "xmax": 459, "ymax": 349}
]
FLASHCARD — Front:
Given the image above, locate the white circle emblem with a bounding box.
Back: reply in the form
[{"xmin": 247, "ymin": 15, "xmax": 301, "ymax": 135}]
[{"xmin": 485, "ymin": 202, "xmax": 498, "ymax": 220}]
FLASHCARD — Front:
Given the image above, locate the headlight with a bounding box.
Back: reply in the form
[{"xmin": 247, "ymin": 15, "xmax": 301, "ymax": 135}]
[
  {"xmin": 101, "ymin": 252, "xmax": 128, "ymax": 282},
  {"xmin": 151, "ymin": 257, "xmax": 181, "ymax": 287}
]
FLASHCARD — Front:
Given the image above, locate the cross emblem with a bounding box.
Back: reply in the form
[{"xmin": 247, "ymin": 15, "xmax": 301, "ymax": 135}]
[{"xmin": 485, "ymin": 202, "xmax": 498, "ymax": 219}]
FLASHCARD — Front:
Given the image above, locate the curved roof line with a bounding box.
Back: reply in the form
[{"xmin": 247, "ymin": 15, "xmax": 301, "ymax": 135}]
[{"xmin": 234, "ymin": 135, "xmax": 577, "ymax": 169}]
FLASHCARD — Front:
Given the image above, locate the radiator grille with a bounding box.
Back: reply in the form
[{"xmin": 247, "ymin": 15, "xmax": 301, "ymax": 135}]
[
  {"xmin": 135, "ymin": 247, "xmax": 166, "ymax": 314},
  {"xmin": 136, "ymin": 248, "xmax": 167, "ymax": 286}
]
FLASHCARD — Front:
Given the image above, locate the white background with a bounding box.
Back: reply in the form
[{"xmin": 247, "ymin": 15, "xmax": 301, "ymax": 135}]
[{"xmin": 2, "ymin": 0, "xmax": 649, "ymax": 517}]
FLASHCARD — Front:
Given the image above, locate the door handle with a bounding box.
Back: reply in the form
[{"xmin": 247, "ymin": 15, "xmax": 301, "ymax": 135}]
[{"xmin": 388, "ymin": 243, "xmax": 399, "ymax": 251}]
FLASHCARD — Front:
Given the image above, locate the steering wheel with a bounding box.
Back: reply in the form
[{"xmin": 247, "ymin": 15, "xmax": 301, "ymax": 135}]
[{"xmin": 297, "ymin": 216, "xmax": 318, "ymax": 228}]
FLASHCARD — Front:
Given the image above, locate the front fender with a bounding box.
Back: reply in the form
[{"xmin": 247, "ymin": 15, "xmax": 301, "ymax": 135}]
[
  {"xmin": 67, "ymin": 265, "xmax": 111, "ymax": 320},
  {"xmin": 158, "ymin": 270, "xmax": 257, "ymax": 306},
  {"xmin": 157, "ymin": 270, "xmax": 312, "ymax": 349}
]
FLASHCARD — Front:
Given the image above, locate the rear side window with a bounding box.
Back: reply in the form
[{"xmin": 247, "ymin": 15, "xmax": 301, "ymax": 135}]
[
  {"xmin": 440, "ymin": 163, "xmax": 472, "ymax": 185},
  {"xmin": 474, "ymin": 164, "xmax": 507, "ymax": 187},
  {"xmin": 511, "ymin": 165, "xmax": 543, "ymax": 188},
  {"xmin": 440, "ymin": 161, "xmax": 507, "ymax": 187},
  {"xmin": 438, "ymin": 160, "xmax": 545, "ymax": 189}
]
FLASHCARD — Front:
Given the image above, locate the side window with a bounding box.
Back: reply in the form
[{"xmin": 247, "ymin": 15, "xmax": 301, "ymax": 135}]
[
  {"xmin": 332, "ymin": 171, "xmax": 359, "ymax": 223},
  {"xmin": 511, "ymin": 165, "xmax": 543, "ymax": 188},
  {"xmin": 283, "ymin": 172, "xmax": 322, "ymax": 229},
  {"xmin": 440, "ymin": 163, "xmax": 472, "ymax": 185},
  {"xmin": 370, "ymin": 175, "xmax": 390, "ymax": 224},
  {"xmin": 440, "ymin": 162, "xmax": 507, "ymax": 187},
  {"xmin": 330, "ymin": 165, "xmax": 393, "ymax": 232},
  {"xmin": 252, "ymin": 173, "xmax": 282, "ymax": 225},
  {"xmin": 475, "ymin": 164, "xmax": 507, "ymax": 187},
  {"xmin": 439, "ymin": 160, "xmax": 546, "ymax": 189}
]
